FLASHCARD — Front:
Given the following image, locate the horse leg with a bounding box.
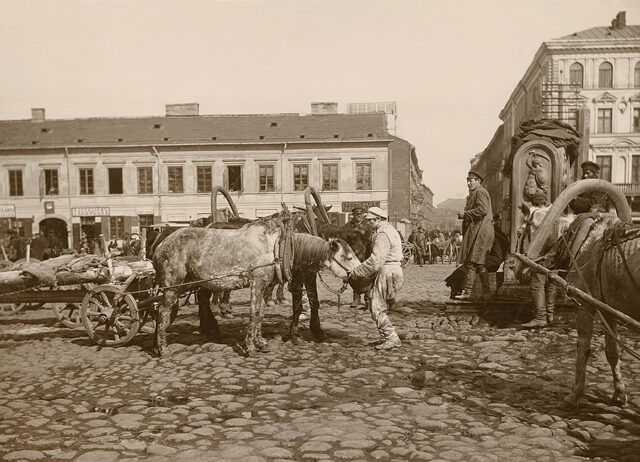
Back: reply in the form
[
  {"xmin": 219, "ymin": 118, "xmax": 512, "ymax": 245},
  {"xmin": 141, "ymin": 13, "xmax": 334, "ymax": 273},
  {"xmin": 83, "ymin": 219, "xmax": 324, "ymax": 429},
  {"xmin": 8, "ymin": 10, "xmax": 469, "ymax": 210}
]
[
  {"xmin": 245, "ymin": 282, "xmax": 261, "ymax": 356},
  {"xmin": 255, "ymin": 283, "xmax": 269, "ymax": 350},
  {"xmin": 153, "ymin": 288, "xmax": 178, "ymax": 357},
  {"xmin": 220, "ymin": 290, "xmax": 233, "ymax": 318},
  {"xmin": 306, "ymin": 272, "xmax": 325, "ymax": 341},
  {"xmin": 289, "ymin": 276, "xmax": 304, "ymax": 345},
  {"xmin": 564, "ymin": 308, "xmax": 594, "ymax": 407},
  {"xmin": 264, "ymin": 281, "xmax": 276, "ymax": 307},
  {"xmin": 197, "ymin": 288, "xmax": 219, "ymax": 341},
  {"xmin": 276, "ymin": 282, "xmax": 286, "ymax": 304},
  {"xmin": 603, "ymin": 318, "xmax": 627, "ymax": 406}
]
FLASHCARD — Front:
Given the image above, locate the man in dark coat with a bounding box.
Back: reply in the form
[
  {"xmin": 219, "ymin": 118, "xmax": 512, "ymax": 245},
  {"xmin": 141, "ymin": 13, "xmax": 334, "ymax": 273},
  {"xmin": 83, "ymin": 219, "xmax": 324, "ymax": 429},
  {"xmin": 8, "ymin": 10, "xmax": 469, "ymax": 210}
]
[
  {"xmin": 343, "ymin": 207, "xmax": 368, "ymax": 308},
  {"xmin": 456, "ymin": 171, "xmax": 494, "ymax": 300},
  {"xmin": 569, "ymin": 161, "xmax": 608, "ymax": 213},
  {"xmin": 30, "ymin": 232, "xmax": 48, "ymax": 260}
]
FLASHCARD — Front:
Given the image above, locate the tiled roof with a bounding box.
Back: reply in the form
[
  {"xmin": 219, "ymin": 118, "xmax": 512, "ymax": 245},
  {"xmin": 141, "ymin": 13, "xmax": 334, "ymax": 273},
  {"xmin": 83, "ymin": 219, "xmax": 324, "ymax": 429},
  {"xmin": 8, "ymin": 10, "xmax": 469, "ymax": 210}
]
[
  {"xmin": 554, "ymin": 25, "xmax": 640, "ymax": 41},
  {"xmin": 0, "ymin": 113, "xmax": 390, "ymax": 149}
]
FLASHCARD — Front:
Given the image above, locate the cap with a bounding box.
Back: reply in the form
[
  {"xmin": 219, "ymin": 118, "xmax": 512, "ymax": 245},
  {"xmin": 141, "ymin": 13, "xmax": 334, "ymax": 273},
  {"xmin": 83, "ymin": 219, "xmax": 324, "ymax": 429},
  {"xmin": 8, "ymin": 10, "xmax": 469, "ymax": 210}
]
[
  {"xmin": 351, "ymin": 207, "xmax": 365, "ymax": 214},
  {"xmin": 530, "ymin": 192, "xmax": 548, "ymax": 204},
  {"xmin": 467, "ymin": 171, "xmax": 483, "ymax": 182},
  {"xmin": 581, "ymin": 161, "xmax": 600, "ymax": 173},
  {"xmin": 364, "ymin": 206, "xmax": 387, "ymax": 220}
]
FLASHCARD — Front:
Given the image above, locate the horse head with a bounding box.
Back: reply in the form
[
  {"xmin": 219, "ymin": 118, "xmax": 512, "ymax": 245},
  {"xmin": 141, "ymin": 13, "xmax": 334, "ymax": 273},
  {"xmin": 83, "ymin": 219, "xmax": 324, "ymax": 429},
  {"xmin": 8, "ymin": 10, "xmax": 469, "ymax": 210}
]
[{"xmin": 326, "ymin": 238, "xmax": 360, "ymax": 278}]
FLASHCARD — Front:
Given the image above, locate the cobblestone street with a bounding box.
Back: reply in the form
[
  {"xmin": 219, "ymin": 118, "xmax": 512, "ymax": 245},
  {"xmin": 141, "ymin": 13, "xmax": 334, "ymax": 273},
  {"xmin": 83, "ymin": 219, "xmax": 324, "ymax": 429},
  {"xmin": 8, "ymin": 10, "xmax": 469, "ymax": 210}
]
[{"xmin": 1, "ymin": 264, "xmax": 639, "ymax": 462}]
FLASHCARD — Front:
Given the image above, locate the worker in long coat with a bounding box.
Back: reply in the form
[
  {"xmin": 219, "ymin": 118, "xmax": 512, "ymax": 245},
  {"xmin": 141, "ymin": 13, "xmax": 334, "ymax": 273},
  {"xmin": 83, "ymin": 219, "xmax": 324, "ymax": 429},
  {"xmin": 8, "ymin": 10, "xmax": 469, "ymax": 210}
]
[{"xmin": 456, "ymin": 171, "xmax": 494, "ymax": 300}]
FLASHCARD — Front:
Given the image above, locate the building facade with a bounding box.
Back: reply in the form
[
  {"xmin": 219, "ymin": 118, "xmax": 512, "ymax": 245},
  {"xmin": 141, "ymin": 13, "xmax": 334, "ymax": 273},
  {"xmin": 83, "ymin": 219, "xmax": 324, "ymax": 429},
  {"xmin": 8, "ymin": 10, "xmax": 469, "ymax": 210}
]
[
  {"xmin": 475, "ymin": 11, "xmax": 640, "ymax": 225},
  {"xmin": 0, "ymin": 103, "xmax": 431, "ymax": 249}
]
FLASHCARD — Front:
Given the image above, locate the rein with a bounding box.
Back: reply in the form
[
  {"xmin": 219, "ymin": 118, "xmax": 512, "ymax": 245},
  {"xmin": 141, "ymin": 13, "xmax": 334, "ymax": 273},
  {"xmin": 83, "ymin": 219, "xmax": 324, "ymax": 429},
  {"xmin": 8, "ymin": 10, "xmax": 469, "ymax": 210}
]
[{"xmin": 317, "ymin": 271, "xmax": 349, "ymax": 311}]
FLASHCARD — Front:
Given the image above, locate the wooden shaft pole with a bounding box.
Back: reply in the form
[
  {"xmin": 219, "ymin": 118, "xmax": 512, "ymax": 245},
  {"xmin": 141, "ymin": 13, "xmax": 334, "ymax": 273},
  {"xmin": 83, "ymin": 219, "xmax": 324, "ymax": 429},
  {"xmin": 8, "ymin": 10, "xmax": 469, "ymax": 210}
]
[{"xmin": 513, "ymin": 253, "xmax": 640, "ymax": 332}]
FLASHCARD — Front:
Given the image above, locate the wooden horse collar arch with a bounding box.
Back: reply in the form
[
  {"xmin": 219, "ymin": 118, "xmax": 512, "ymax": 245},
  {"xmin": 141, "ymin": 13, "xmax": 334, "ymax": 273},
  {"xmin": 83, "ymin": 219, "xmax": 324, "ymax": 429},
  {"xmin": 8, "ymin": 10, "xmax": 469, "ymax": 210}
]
[
  {"xmin": 210, "ymin": 186, "xmax": 240, "ymax": 223},
  {"xmin": 304, "ymin": 186, "xmax": 330, "ymax": 237}
]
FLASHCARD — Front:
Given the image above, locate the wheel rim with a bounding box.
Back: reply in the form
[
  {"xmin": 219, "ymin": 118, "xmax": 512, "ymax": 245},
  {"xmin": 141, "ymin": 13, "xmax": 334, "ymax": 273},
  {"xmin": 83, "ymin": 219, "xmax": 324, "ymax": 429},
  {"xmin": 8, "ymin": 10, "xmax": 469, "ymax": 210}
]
[
  {"xmin": 0, "ymin": 303, "xmax": 25, "ymax": 315},
  {"xmin": 81, "ymin": 285, "xmax": 140, "ymax": 346},
  {"xmin": 54, "ymin": 304, "xmax": 83, "ymax": 329}
]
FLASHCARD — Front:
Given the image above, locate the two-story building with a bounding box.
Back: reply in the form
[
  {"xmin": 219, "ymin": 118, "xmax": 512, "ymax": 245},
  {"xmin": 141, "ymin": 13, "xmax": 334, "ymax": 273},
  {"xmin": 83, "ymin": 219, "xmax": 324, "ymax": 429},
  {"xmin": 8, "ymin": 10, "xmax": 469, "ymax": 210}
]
[
  {"xmin": 474, "ymin": 11, "xmax": 640, "ymax": 225},
  {"xmin": 0, "ymin": 102, "xmax": 432, "ymax": 249}
]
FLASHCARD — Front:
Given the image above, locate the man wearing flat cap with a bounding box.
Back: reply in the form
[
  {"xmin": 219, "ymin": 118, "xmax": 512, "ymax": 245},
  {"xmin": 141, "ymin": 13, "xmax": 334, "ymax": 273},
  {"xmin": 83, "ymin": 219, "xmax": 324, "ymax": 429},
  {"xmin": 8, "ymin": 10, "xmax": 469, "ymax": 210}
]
[
  {"xmin": 569, "ymin": 160, "xmax": 607, "ymax": 213},
  {"xmin": 456, "ymin": 171, "xmax": 494, "ymax": 300},
  {"xmin": 347, "ymin": 207, "xmax": 403, "ymax": 350}
]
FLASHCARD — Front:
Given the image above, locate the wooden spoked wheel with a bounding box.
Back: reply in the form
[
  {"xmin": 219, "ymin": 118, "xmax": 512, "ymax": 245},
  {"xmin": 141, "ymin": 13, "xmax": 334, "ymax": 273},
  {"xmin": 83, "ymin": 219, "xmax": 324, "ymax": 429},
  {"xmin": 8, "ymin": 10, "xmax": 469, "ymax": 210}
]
[
  {"xmin": 81, "ymin": 285, "xmax": 140, "ymax": 346},
  {"xmin": 54, "ymin": 284, "xmax": 95, "ymax": 328},
  {"xmin": 401, "ymin": 243, "xmax": 412, "ymax": 266},
  {"xmin": 0, "ymin": 302, "xmax": 28, "ymax": 315}
]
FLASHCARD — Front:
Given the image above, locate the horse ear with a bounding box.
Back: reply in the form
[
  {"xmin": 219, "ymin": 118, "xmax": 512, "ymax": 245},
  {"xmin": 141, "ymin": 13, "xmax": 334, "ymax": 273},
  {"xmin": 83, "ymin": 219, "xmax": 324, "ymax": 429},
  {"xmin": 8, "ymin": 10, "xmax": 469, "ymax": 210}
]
[{"xmin": 328, "ymin": 238, "xmax": 340, "ymax": 252}]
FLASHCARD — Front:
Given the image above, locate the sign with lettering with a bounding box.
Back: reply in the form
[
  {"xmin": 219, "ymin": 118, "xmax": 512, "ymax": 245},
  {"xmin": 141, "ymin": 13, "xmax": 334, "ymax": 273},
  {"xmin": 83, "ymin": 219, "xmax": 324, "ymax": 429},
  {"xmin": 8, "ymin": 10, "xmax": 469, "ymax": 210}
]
[
  {"xmin": 0, "ymin": 205, "xmax": 15, "ymax": 218},
  {"xmin": 341, "ymin": 201, "xmax": 380, "ymax": 213},
  {"xmin": 72, "ymin": 207, "xmax": 110, "ymax": 217},
  {"xmin": 44, "ymin": 201, "xmax": 55, "ymax": 214}
]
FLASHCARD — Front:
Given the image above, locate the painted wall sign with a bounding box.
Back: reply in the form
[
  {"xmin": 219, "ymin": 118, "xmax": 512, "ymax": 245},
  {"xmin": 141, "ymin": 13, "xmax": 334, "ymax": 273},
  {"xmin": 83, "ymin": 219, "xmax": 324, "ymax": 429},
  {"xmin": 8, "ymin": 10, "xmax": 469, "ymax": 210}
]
[
  {"xmin": 72, "ymin": 207, "xmax": 110, "ymax": 217},
  {"xmin": 0, "ymin": 205, "xmax": 16, "ymax": 218},
  {"xmin": 341, "ymin": 201, "xmax": 380, "ymax": 213}
]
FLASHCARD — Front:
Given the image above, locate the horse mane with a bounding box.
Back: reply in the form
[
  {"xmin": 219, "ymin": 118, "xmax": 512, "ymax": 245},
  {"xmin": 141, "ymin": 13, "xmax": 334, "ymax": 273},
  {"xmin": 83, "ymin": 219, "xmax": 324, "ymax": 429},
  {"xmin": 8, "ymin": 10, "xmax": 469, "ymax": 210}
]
[{"xmin": 292, "ymin": 233, "xmax": 332, "ymax": 270}]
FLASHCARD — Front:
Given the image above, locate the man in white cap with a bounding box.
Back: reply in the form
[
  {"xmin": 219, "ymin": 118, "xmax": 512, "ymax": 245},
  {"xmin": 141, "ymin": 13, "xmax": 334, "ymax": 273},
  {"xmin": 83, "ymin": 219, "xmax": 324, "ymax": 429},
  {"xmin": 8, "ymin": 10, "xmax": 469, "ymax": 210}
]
[{"xmin": 347, "ymin": 206, "xmax": 403, "ymax": 350}]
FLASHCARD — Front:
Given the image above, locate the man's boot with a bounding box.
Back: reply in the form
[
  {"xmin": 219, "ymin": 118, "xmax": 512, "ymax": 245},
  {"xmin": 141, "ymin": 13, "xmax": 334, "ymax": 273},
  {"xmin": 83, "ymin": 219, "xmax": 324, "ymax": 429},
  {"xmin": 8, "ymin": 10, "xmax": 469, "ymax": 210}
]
[
  {"xmin": 478, "ymin": 271, "xmax": 492, "ymax": 302},
  {"xmin": 350, "ymin": 292, "xmax": 362, "ymax": 309},
  {"xmin": 374, "ymin": 313, "xmax": 401, "ymax": 350},
  {"xmin": 522, "ymin": 282, "xmax": 547, "ymax": 328},
  {"xmin": 456, "ymin": 268, "xmax": 475, "ymax": 300},
  {"xmin": 545, "ymin": 283, "xmax": 556, "ymax": 324}
]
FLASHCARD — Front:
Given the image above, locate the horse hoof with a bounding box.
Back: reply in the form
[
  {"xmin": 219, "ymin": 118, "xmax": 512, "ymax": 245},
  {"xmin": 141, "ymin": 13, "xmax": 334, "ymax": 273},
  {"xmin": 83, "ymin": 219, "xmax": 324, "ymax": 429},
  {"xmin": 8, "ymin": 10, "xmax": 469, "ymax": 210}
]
[
  {"xmin": 312, "ymin": 329, "xmax": 326, "ymax": 341},
  {"xmin": 611, "ymin": 391, "xmax": 627, "ymax": 407},
  {"xmin": 561, "ymin": 393, "xmax": 581, "ymax": 409},
  {"xmin": 291, "ymin": 336, "xmax": 305, "ymax": 346}
]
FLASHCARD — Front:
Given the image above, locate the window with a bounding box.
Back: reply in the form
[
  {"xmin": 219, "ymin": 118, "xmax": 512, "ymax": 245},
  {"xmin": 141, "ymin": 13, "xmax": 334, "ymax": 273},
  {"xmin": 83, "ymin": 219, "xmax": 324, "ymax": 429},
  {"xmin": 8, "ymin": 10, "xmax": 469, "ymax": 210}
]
[
  {"xmin": 597, "ymin": 108, "xmax": 612, "ymax": 133},
  {"xmin": 167, "ymin": 166, "xmax": 183, "ymax": 193},
  {"xmin": 8, "ymin": 170, "xmax": 23, "ymax": 196},
  {"xmin": 258, "ymin": 165, "xmax": 275, "ymax": 192},
  {"xmin": 44, "ymin": 169, "xmax": 58, "ymax": 195},
  {"xmin": 137, "ymin": 167, "xmax": 153, "ymax": 194},
  {"xmin": 632, "ymin": 156, "xmax": 640, "ymax": 184},
  {"xmin": 634, "ymin": 108, "xmax": 640, "ymax": 133},
  {"xmin": 108, "ymin": 168, "xmax": 123, "ymax": 194},
  {"xmin": 139, "ymin": 214, "xmax": 154, "ymax": 228},
  {"xmin": 293, "ymin": 164, "xmax": 309, "ymax": 191},
  {"xmin": 79, "ymin": 168, "xmax": 94, "ymax": 195},
  {"xmin": 596, "ymin": 155, "xmax": 612, "ymax": 182},
  {"xmin": 599, "ymin": 61, "xmax": 613, "ymax": 88},
  {"xmin": 196, "ymin": 166, "xmax": 212, "ymax": 193},
  {"xmin": 322, "ymin": 163, "xmax": 339, "ymax": 191},
  {"xmin": 569, "ymin": 62, "xmax": 583, "ymax": 87},
  {"xmin": 225, "ymin": 165, "xmax": 243, "ymax": 192},
  {"xmin": 355, "ymin": 163, "xmax": 372, "ymax": 190},
  {"xmin": 109, "ymin": 216, "xmax": 125, "ymax": 239},
  {"xmin": 635, "ymin": 62, "xmax": 640, "ymax": 88}
]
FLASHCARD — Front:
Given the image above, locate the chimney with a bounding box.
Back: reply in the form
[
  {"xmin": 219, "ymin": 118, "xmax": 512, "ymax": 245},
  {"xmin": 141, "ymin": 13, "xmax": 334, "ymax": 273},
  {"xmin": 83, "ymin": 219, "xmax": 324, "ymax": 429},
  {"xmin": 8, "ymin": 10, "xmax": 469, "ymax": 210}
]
[
  {"xmin": 612, "ymin": 11, "xmax": 626, "ymax": 30},
  {"xmin": 165, "ymin": 103, "xmax": 199, "ymax": 116},
  {"xmin": 31, "ymin": 108, "xmax": 45, "ymax": 122},
  {"xmin": 310, "ymin": 102, "xmax": 338, "ymax": 115}
]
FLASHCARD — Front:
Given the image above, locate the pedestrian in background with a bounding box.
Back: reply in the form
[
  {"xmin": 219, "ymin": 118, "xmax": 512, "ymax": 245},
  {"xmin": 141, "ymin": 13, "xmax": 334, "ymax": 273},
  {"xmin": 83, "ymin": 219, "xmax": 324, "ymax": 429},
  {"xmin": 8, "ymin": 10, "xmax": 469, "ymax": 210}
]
[
  {"xmin": 348, "ymin": 207, "xmax": 403, "ymax": 350},
  {"xmin": 343, "ymin": 207, "xmax": 369, "ymax": 309},
  {"xmin": 456, "ymin": 171, "xmax": 494, "ymax": 300}
]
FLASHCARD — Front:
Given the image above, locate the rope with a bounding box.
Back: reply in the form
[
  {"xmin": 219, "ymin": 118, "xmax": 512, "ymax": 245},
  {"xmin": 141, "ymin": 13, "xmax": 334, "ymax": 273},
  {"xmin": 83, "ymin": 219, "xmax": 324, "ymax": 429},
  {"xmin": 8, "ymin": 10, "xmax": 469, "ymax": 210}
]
[{"xmin": 317, "ymin": 271, "xmax": 349, "ymax": 311}]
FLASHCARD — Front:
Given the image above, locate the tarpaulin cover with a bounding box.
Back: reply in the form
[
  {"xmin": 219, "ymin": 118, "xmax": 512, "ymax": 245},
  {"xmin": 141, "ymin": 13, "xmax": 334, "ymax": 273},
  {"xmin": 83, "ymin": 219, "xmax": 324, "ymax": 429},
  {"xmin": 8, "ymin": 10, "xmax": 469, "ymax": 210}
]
[{"xmin": 504, "ymin": 119, "xmax": 581, "ymax": 176}]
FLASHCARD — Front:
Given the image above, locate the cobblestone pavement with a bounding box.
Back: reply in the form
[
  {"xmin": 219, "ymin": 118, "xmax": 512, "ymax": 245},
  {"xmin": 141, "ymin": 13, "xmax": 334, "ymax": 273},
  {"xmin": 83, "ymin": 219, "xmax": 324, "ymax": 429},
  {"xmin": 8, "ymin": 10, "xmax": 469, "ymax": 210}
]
[{"xmin": 1, "ymin": 264, "xmax": 639, "ymax": 461}]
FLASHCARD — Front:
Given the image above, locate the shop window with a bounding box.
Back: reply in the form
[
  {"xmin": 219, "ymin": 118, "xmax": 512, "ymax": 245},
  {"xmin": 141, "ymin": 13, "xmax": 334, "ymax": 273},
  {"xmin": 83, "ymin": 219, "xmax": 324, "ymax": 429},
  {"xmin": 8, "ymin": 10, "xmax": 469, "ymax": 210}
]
[
  {"xmin": 355, "ymin": 163, "xmax": 372, "ymax": 190},
  {"xmin": 293, "ymin": 164, "xmax": 309, "ymax": 191},
  {"xmin": 596, "ymin": 155, "xmax": 612, "ymax": 182},
  {"xmin": 597, "ymin": 108, "xmax": 612, "ymax": 133},
  {"xmin": 258, "ymin": 165, "xmax": 274, "ymax": 192},
  {"xmin": 225, "ymin": 165, "xmax": 243, "ymax": 192},
  {"xmin": 138, "ymin": 167, "xmax": 153, "ymax": 194},
  {"xmin": 599, "ymin": 61, "xmax": 613, "ymax": 88},
  {"xmin": 108, "ymin": 168, "xmax": 123, "ymax": 194},
  {"xmin": 138, "ymin": 214, "xmax": 154, "ymax": 228},
  {"xmin": 322, "ymin": 163, "xmax": 339, "ymax": 191},
  {"xmin": 569, "ymin": 62, "xmax": 583, "ymax": 88},
  {"xmin": 44, "ymin": 169, "xmax": 58, "ymax": 195},
  {"xmin": 109, "ymin": 216, "xmax": 125, "ymax": 239},
  {"xmin": 79, "ymin": 168, "xmax": 94, "ymax": 195},
  {"xmin": 197, "ymin": 166, "xmax": 212, "ymax": 193},
  {"xmin": 632, "ymin": 156, "xmax": 640, "ymax": 183},
  {"xmin": 8, "ymin": 170, "xmax": 23, "ymax": 196},
  {"xmin": 167, "ymin": 166, "xmax": 184, "ymax": 193}
]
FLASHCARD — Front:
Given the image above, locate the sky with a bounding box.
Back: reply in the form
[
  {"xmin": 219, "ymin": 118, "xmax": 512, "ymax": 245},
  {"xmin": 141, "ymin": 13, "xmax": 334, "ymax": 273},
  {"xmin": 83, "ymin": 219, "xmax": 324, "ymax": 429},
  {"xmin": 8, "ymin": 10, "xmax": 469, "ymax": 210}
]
[{"xmin": 1, "ymin": 0, "xmax": 639, "ymax": 204}]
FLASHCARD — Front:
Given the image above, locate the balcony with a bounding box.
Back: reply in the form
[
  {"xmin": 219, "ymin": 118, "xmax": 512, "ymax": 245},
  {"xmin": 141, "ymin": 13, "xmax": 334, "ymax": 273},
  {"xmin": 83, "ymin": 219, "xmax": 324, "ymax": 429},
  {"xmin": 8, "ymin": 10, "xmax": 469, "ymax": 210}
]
[{"xmin": 615, "ymin": 183, "xmax": 640, "ymax": 195}]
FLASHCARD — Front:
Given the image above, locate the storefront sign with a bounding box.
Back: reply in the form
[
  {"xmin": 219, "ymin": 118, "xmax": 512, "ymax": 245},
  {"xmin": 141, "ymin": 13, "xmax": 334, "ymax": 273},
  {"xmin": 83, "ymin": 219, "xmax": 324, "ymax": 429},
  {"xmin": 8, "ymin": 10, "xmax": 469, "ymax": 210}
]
[
  {"xmin": 0, "ymin": 205, "xmax": 16, "ymax": 218},
  {"xmin": 341, "ymin": 201, "xmax": 380, "ymax": 213},
  {"xmin": 72, "ymin": 207, "xmax": 110, "ymax": 217},
  {"xmin": 44, "ymin": 201, "xmax": 55, "ymax": 214}
]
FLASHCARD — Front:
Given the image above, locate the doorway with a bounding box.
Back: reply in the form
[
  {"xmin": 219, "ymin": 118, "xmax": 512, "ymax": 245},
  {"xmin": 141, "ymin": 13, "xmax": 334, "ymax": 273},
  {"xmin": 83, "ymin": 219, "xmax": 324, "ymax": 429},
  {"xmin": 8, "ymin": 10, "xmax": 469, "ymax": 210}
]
[{"xmin": 39, "ymin": 218, "xmax": 69, "ymax": 249}]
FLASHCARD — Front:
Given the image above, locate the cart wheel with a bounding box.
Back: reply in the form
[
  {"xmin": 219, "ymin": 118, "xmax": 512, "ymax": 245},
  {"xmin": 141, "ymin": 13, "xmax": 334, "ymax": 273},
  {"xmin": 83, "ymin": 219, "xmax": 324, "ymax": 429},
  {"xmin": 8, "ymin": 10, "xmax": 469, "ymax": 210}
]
[
  {"xmin": 53, "ymin": 304, "xmax": 83, "ymax": 329},
  {"xmin": 0, "ymin": 303, "xmax": 27, "ymax": 315},
  {"xmin": 401, "ymin": 243, "xmax": 412, "ymax": 266},
  {"xmin": 81, "ymin": 284, "xmax": 140, "ymax": 346}
]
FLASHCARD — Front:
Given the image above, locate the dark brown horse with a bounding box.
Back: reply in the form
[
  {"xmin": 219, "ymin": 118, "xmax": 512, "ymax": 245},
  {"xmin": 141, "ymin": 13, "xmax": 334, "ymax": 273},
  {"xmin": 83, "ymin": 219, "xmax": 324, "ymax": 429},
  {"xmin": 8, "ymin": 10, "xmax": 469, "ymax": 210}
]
[{"xmin": 152, "ymin": 216, "xmax": 359, "ymax": 356}]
